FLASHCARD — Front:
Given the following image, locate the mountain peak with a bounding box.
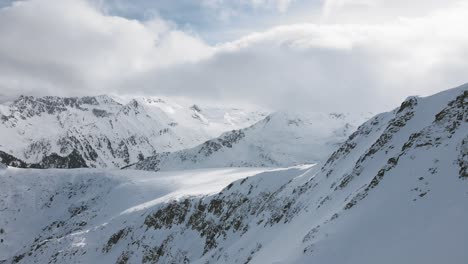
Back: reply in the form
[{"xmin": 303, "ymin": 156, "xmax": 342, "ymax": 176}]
[
  {"xmin": 118, "ymin": 99, "xmax": 146, "ymax": 116},
  {"xmin": 190, "ymin": 104, "xmax": 202, "ymax": 112}
]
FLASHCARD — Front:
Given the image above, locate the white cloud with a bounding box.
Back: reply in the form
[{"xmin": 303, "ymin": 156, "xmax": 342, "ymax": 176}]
[
  {"xmin": 122, "ymin": 2, "xmax": 468, "ymax": 112},
  {"xmin": 321, "ymin": 0, "xmax": 462, "ymax": 23},
  {"xmin": 0, "ymin": 0, "xmax": 467, "ymax": 113},
  {"xmin": 0, "ymin": 0, "xmax": 213, "ymax": 96}
]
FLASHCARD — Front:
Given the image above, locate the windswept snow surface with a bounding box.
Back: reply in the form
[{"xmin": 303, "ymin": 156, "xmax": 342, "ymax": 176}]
[{"xmin": 0, "ymin": 166, "xmax": 294, "ymax": 262}]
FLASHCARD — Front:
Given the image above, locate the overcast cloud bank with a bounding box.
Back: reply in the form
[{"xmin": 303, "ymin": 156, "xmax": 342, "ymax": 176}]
[{"xmin": 0, "ymin": 0, "xmax": 467, "ymax": 112}]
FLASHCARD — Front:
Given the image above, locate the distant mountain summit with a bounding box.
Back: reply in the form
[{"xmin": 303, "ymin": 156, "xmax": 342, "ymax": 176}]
[
  {"xmin": 0, "ymin": 95, "xmax": 267, "ymax": 168},
  {"xmin": 129, "ymin": 111, "xmax": 371, "ymax": 171}
]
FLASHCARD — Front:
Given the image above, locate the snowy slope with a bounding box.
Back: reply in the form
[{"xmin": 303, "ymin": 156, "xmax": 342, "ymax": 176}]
[
  {"xmin": 1, "ymin": 85, "xmax": 466, "ymax": 263},
  {"xmin": 0, "ymin": 95, "xmax": 266, "ymax": 168},
  {"xmin": 130, "ymin": 111, "xmax": 371, "ymax": 171},
  {"xmin": 0, "ymin": 166, "xmax": 291, "ymax": 262}
]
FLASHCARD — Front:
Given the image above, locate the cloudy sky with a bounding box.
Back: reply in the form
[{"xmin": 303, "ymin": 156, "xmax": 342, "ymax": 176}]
[{"xmin": 0, "ymin": 0, "xmax": 467, "ymax": 112}]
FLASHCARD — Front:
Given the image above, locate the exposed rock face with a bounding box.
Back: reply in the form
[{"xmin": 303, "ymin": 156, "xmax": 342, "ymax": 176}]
[
  {"xmin": 0, "ymin": 149, "xmax": 88, "ymax": 169},
  {"xmin": 0, "ymin": 150, "xmax": 29, "ymax": 168},
  {"xmin": 37, "ymin": 149, "xmax": 88, "ymax": 169}
]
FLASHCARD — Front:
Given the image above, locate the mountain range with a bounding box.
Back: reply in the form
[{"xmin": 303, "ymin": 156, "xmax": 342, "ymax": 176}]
[
  {"xmin": 0, "ymin": 95, "xmax": 266, "ymax": 168},
  {"xmin": 0, "ymin": 95, "xmax": 368, "ymax": 169},
  {"xmin": 1, "ymin": 84, "xmax": 466, "ymax": 263}
]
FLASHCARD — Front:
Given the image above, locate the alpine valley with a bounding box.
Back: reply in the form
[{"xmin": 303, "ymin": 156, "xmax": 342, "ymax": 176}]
[{"xmin": 1, "ymin": 84, "xmax": 467, "ymax": 264}]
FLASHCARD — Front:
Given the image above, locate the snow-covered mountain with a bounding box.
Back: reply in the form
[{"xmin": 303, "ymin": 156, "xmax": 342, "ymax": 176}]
[
  {"xmin": 1, "ymin": 85, "xmax": 466, "ymax": 263},
  {"xmin": 0, "ymin": 95, "xmax": 267, "ymax": 168},
  {"xmin": 129, "ymin": 111, "xmax": 371, "ymax": 171}
]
